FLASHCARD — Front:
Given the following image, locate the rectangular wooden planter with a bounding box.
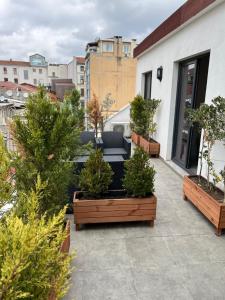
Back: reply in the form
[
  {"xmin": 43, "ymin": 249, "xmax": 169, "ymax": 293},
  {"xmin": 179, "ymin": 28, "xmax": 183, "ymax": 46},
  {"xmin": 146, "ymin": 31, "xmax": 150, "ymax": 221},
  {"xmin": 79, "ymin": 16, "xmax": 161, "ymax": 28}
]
[
  {"xmin": 139, "ymin": 135, "xmax": 160, "ymax": 157},
  {"xmin": 73, "ymin": 191, "xmax": 157, "ymax": 230},
  {"xmin": 131, "ymin": 132, "xmax": 140, "ymax": 146},
  {"xmin": 183, "ymin": 175, "xmax": 225, "ymax": 236}
]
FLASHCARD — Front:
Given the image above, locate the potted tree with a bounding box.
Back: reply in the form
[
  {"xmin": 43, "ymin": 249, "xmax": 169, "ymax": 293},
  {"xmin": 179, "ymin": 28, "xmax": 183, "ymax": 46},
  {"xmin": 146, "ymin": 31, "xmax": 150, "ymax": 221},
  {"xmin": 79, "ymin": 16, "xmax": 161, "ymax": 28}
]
[
  {"xmin": 139, "ymin": 98, "xmax": 161, "ymax": 157},
  {"xmin": 73, "ymin": 147, "xmax": 157, "ymax": 230},
  {"xmin": 130, "ymin": 95, "xmax": 147, "ymax": 146},
  {"xmin": 130, "ymin": 95, "xmax": 161, "ymax": 157},
  {"xmin": 183, "ymin": 96, "xmax": 225, "ymax": 235}
]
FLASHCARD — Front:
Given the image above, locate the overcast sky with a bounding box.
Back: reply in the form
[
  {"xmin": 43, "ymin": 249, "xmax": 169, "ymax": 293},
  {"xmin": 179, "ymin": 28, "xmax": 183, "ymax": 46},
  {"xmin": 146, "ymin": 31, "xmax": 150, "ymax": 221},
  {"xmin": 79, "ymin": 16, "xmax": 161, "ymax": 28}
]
[{"xmin": 0, "ymin": 0, "xmax": 186, "ymax": 63}]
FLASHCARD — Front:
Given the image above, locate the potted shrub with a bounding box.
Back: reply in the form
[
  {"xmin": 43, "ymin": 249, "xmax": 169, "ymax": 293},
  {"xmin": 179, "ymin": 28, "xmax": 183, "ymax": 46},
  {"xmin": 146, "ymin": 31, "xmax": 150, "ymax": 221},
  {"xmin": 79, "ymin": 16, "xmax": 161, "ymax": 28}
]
[
  {"xmin": 130, "ymin": 95, "xmax": 161, "ymax": 157},
  {"xmin": 183, "ymin": 96, "xmax": 225, "ymax": 235},
  {"xmin": 130, "ymin": 95, "xmax": 146, "ymax": 146},
  {"xmin": 73, "ymin": 147, "xmax": 157, "ymax": 230}
]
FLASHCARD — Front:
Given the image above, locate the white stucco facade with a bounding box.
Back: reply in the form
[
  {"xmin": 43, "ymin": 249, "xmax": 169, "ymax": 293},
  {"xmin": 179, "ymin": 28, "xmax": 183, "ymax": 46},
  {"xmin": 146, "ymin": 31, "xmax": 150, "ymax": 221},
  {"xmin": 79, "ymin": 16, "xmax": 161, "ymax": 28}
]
[{"xmin": 136, "ymin": 0, "xmax": 225, "ymax": 187}]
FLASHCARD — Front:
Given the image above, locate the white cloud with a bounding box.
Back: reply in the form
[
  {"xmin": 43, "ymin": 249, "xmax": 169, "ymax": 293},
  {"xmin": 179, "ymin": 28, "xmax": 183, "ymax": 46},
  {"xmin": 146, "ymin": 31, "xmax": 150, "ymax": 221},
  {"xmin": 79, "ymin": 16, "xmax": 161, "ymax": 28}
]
[{"xmin": 0, "ymin": 0, "xmax": 185, "ymax": 63}]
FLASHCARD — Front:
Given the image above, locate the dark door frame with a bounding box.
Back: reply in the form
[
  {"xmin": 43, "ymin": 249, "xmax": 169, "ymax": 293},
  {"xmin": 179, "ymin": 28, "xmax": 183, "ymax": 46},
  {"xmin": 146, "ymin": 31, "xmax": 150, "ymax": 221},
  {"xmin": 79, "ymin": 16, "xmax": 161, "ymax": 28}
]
[{"xmin": 172, "ymin": 53, "xmax": 210, "ymax": 173}]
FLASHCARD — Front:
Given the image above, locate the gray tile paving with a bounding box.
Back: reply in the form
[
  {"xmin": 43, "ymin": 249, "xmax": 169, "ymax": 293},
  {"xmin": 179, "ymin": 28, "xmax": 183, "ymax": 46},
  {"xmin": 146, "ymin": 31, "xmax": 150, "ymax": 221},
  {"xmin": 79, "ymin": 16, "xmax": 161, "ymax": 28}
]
[{"xmin": 64, "ymin": 158, "xmax": 225, "ymax": 300}]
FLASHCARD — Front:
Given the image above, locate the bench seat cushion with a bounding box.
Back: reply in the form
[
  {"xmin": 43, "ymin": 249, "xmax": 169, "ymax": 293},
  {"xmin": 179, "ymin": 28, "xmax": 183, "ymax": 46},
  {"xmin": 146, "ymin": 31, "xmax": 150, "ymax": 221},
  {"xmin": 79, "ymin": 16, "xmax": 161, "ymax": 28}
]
[{"xmin": 103, "ymin": 148, "xmax": 127, "ymax": 156}]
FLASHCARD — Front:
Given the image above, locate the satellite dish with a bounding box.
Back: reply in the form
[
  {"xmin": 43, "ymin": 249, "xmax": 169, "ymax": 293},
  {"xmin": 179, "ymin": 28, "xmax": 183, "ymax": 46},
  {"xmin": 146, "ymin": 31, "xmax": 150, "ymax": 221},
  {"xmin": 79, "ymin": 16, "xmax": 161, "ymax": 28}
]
[
  {"xmin": 23, "ymin": 92, "xmax": 29, "ymax": 98},
  {"xmin": 0, "ymin": 96, "xmax": 5, "ymax": 102},
  {"xmin": 6, "ymin": 90, "xmax": 12, "ymax": 97}
]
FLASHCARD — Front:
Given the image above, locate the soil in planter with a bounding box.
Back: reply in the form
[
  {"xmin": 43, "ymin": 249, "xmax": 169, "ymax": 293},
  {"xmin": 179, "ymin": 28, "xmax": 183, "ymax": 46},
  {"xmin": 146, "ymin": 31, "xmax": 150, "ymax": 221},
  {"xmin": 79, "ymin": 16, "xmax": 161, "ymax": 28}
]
[
  {"xmin": 190, "ymin": 176, "xmax": 224, "ymax": 203},
  {"xmin": 77, "ymin": 190, "xmax": 153, "ymax": 200}
]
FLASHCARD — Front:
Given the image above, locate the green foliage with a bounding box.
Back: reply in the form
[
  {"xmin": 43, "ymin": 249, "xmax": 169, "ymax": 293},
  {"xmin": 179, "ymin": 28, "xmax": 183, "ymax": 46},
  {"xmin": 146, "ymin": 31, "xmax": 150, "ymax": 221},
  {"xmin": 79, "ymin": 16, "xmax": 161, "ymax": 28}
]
[
  {"xmin": 10, "ymin": 86, "xmax": 81, "ymax": 216},
  {"xmin": 0, "ymin": 179, "xmax": 72, "ymax": 300},
  {"xmin": 64, "ymin": 89, "xmax": 85, "ymax": 130},
  {"xmin": 79, "ymin": 149, "xmax": 113, "ymax": 197},
  {"xmin": 123, "ymin": 147, "xmax": 156, "ymax": 197},
  {"xmin": 130, "ymin": 95, "xmax": 161, "ymax": 138},
  {"xmin": 0, "ymin": 134, "xmax": 14, "ymax": 213},
  {"xmin": 188, "ymin": 96, "xmax": 225, "ymax": 190},
  {"xmin": 130, "ymin": 95, "xmax": 147, "ymax": 136}
]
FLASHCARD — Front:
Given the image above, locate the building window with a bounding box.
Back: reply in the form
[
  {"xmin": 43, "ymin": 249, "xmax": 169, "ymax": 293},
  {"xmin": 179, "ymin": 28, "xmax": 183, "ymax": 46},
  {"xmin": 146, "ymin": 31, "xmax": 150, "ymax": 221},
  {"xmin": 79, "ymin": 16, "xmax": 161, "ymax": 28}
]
[
  {"xmin": 103, "ymin": 42, "xmax": 113, "ymax": 52},
  {"xmin": 14, "ymin": 78, "xmax": 18, "ymax": 84},
  {"xmin": 123, "ymin": 43, "xmax": 130, "ymax": 55},
  {"xmin": 33, "ymin": 79, "xmax": 37, "ymax": 85},
  {"xmin": 52, "ymin": 72, "xmax": 55, "ymax": 77},
  {"xmin": 80, "ymin": 88, "xmax": 84, "ymax": 97},
  {"xmin": 39, "ymin": 69, "xmax": 42, "ymax": 74},
  {"xmin": 24, "ymin": 70, "xmax": 29, "ymax": 80},
  {"xmin": 80, "ymin": 75, "xmax": 84, "ymax": 84},
  {"xmin": 4, "ymin": 78, "xmax": 8, "ymax": 82},
  {"xmin": 144, "ymin": 71, "xmax": 152, "ymax": 99},
  {"xmin": 13, "ymin": 68, "xmax": 17, "ymax": 75},
  {"xmin": 3, "ymin": 67, "xmax": 7, "ymax": 74},
  {"xmin": 33, "ymin": 68, "xmax": 36, "ymax": 72},
  {"xmin": 80, "ymin": 65, "xmax": 84, "ymax": 72}
]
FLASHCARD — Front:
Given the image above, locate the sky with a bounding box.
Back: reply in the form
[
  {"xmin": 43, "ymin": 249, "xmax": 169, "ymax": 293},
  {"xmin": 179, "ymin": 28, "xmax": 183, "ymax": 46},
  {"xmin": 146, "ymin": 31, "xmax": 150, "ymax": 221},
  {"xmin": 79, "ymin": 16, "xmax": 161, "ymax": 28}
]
[{"xmin": 0, "ymin": 0, "xmax": 186, "ymax": 64}]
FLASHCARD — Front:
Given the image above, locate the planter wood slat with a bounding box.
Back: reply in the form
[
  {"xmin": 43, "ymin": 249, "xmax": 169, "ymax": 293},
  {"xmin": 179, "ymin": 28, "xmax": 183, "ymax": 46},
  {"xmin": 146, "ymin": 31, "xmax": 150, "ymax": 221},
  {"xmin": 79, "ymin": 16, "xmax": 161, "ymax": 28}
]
[
  {"xmin": 139, "ymin": 135, "xmax": 160, "ymax": 157},
  {"xmin": 183, "ymin": 176, "xmax": 225, "ymax": 236},
  {"xmin": 131, "ymin": 132, "xmax": 140, "ymax": 146},
  {"xmin": 75, "ymin": 203, "xmax": 155, "ymax": 212},
  {"xmin": 73, "ymin": 192, "xmax": 157, "ymax": 230}
]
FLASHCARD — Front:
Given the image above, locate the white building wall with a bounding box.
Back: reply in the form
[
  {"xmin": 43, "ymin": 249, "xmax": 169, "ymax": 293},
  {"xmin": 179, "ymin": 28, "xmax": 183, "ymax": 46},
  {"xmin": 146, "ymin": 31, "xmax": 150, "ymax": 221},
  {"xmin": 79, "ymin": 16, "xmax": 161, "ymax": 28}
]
[
  {"xmin": 0, "ymin": 64, "xmax": 48, "ymax": 86},
  {"xmin": 136, "ymin": 1, "xmax": 225, "ymax": 187},
  {"xmin": 67, "ymin": 58, "xmax": 77, "ymax": 84}
]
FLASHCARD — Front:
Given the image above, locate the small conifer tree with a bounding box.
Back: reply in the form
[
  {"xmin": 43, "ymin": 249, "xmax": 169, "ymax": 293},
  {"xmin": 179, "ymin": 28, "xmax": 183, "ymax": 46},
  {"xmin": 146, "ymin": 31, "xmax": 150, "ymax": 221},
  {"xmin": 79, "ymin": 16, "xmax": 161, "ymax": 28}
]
[
  {"xmin": 123, "ymin": 147, "xmax": 156, "ymax": 197},
  {"xmin": 79, "ymin": 149, "xmax": 113, "ymax": 197}
]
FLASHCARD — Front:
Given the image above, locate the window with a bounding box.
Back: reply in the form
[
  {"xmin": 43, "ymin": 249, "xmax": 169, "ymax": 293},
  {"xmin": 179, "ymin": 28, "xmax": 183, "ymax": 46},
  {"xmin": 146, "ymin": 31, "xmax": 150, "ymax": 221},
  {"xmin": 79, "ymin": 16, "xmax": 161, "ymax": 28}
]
[
  {"xmin": 103, "ymin": 42, "xmax": 113, "ymax": 52},
  {"xmin": 52, "ymin": 72, "xmax": 55, "ymax": 77},
  {"xmin": 3, "ymin": 67, "xmax": 7, "ymax": 74},
  {"xmin": 80, "ymin": 75, "xmax": 84, "ymax": 84},
  {"xmin": 80, "ymin": 65, "xmax": 84, "ymax": 72},
  {"xmin": 13, "ymin": 68, "xmax": 17, "ymax": 75},
  {"xmin": 39, "ymin": 69, "xmax": 42, "ymax": 74},
  {"xmin": 4, "ymin": 78, "xmax": 8, "ymax": 82},
  {"xmin": 24, "ymin": 70, "xmax": 29, "ymax": 80},
  {"xmin": 123, "ymin": 43, "xmax": 130, "ymax": 55},
  {"xmin": 33, "ymin": 68, "xmax": 36, "ymax": 72},
  {"xmin": 33, "ymin": 79, "xmax": 37, "ymax": 85},
  {"xmin": 144, "ymin": 72, "xmax": 152, "ymax": 99},
  {"xmin": 80, "ymin": 88, "xmax": 84, "ymax": 97},
  {"xmin": 14, "ymin": 78, "xmax": 18, "ymax": 84}
]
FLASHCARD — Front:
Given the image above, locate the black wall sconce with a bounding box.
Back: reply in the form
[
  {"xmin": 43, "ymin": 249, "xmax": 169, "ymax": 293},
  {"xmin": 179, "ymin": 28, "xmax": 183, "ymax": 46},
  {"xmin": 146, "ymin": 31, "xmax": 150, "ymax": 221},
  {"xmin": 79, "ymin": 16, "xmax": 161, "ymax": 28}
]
[{"xmin": 157, "ymin": 66, "xmax": 163, "ymax": 81}]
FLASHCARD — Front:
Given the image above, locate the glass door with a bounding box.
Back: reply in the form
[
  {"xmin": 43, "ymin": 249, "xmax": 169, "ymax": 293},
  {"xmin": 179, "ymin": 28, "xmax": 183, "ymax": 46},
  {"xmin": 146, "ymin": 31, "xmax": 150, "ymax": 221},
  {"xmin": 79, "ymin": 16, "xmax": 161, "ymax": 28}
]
[{"xmin": 173, "ymin": 60, "xmax": 197, "ymax": 169}]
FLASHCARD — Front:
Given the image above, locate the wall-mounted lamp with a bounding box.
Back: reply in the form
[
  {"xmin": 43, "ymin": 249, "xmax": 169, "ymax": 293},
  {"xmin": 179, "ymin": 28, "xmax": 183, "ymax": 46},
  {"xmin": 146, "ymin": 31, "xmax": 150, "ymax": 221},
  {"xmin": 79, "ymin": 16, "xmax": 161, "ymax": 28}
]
[{"xmin": 157, "ymin": 66, "xmax": 163, "ymax": 81}]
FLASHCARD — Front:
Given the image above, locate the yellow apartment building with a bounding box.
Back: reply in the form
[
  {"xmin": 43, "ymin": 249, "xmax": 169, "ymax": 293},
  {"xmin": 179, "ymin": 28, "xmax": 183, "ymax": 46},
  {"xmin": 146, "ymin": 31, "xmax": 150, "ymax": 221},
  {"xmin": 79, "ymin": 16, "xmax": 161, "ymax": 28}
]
[{"xmin": 85, "ymin": 36, "xmax": 137, "ymax": 114}]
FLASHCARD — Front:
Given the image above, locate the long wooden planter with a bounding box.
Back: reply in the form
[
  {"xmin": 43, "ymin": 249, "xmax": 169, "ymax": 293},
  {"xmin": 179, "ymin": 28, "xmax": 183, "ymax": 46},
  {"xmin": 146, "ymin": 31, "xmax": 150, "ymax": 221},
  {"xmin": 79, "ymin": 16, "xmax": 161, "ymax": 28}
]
[
  {"xmin": 73, "ymin": 191, "xmax": 157, "ymax": 230},
  {"xmin": 131, "ymin": 132, "xmax": 140, "ymax": 146},
  {"xmin": 183, "ymin": 176, "xmax": 225, "ymax": 236},
  {"xmin": 139, "ymin": 136, "xmax": 160, "ymax": 157}
]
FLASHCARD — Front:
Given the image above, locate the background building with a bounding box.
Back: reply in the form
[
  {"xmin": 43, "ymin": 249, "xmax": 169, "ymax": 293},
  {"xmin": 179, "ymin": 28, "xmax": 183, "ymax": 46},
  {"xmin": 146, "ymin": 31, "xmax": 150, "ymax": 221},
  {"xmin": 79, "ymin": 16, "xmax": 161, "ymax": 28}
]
[
  {"xmin": 0, "ymin": 54, "xmax": 48, "ymax": 86},
  {"xmin": 68, "ymin": 56, "xmax": 85, "ymax": 104},
  {"xmin": 85, "ymin": 36, "xmax": 137, "ymax": 114},
  {"xmin": 48, "ymin": 63, "xmax": 68, "ymax": 84}
]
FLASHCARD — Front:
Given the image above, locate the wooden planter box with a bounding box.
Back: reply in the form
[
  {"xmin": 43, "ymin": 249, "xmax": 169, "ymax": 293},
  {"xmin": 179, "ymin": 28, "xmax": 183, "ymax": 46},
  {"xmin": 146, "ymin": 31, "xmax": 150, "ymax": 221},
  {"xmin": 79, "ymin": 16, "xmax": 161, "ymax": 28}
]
[
  {"xmin": 131, "ymin": 132, "xmax": 140, "ymax": 146},
  {"xmin": 139, "ymin": 136, "xmax": 160, "ymax": 157},
  {"xmin": 73, "ymin": 191, "xmax": 157, "ymax": 230},
  {"xmin": 183, "ymin": 176, "xmax": 225, "ymax": 236}
]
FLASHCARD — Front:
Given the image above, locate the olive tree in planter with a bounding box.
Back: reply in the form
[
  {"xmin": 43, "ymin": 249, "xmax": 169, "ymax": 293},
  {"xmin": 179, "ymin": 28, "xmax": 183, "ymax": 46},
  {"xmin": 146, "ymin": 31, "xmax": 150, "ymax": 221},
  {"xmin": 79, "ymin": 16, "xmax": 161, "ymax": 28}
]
[
  {"xmin": 184, "ymin": 96, "xmax": 225, "ymax": 235},
  {"xmin": 73, "ymin": 147, "xmax": 157, "ymax": 230}
]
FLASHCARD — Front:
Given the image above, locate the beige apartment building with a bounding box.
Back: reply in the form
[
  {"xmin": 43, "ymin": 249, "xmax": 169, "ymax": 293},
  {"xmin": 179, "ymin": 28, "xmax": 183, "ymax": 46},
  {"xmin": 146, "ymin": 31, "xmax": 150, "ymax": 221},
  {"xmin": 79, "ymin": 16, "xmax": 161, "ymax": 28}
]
[{"xmin": 85, "ymin": 36, "xmax": 137, "ymax": 113}]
